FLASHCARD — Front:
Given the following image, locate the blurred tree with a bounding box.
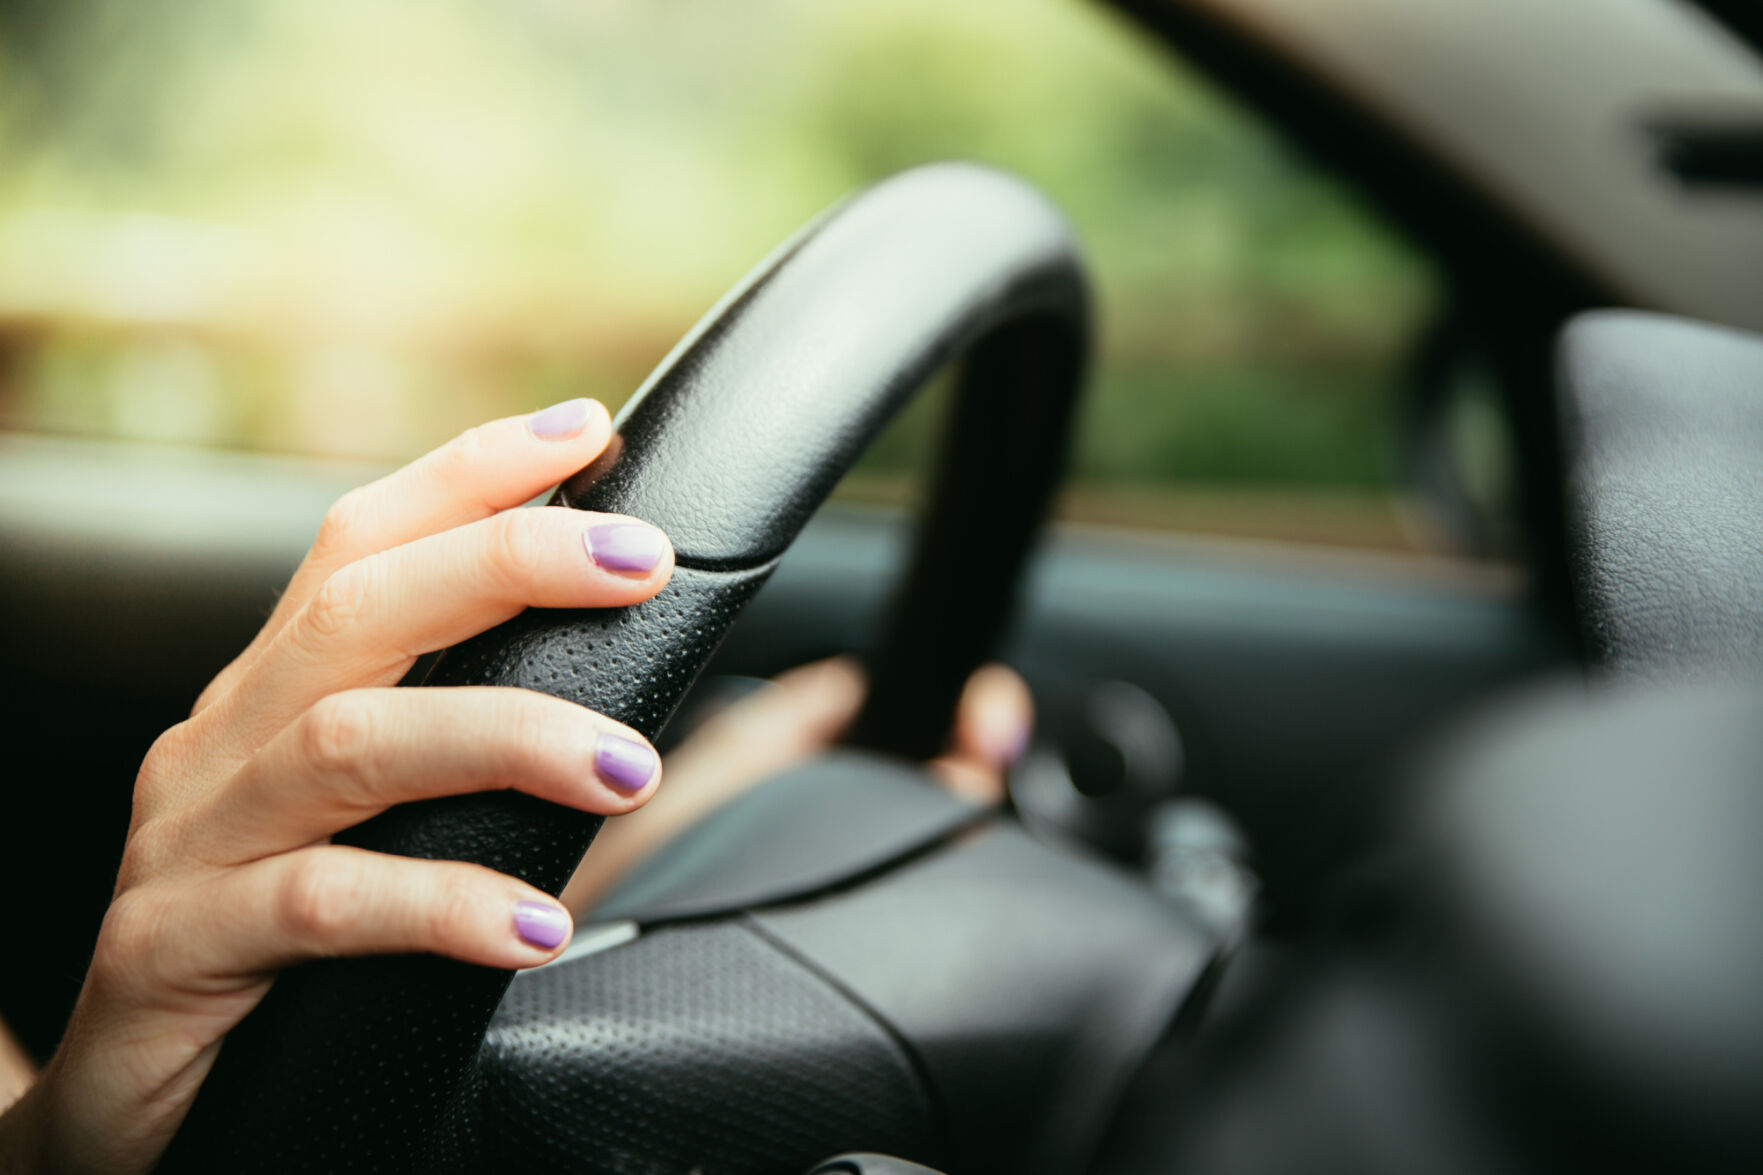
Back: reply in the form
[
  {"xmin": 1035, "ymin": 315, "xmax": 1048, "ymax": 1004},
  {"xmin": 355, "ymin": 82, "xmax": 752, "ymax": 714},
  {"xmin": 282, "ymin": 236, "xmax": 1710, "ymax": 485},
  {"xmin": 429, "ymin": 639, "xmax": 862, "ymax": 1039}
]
[{"xmin": 0, "ymin": 0, "xmax": 1440, "ymax": 543}]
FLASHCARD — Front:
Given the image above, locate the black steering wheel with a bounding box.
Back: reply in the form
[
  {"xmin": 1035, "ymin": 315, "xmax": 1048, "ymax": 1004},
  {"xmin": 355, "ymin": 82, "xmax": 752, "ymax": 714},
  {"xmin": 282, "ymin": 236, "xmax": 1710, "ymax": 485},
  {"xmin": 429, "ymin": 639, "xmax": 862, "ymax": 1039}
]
[{"xmin": 158, "ymin": 164, "xmax": 1216, "ymax": 1174}]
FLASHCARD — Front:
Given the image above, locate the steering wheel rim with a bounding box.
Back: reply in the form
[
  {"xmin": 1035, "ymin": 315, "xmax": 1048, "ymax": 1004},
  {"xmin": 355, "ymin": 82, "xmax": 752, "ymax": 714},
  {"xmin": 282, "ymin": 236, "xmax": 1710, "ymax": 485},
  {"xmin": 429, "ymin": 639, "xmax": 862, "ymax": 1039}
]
[{"xmin": 160, "ymin": 162, "xmax": 1090, "ymax": 1172}]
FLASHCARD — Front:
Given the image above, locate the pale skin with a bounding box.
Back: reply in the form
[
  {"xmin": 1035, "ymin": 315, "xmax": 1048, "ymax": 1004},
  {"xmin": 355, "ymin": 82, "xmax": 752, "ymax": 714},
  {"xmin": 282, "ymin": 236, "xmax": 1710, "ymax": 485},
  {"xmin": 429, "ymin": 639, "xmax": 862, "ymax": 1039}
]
[
  {"xmin": 0, "ymin": 399, "xmax": 1031, "ymax": 1173},
  {"xmin": 565, "ymin": 656, "xmax": 1031, "ymax": 912}
]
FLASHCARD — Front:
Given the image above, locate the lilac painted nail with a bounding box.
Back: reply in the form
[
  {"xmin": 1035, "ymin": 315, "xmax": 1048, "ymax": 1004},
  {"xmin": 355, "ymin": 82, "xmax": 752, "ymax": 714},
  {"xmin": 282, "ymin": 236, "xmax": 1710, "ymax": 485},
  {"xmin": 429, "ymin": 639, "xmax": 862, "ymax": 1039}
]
[
  {"xmin": 528, "ymin": 397, "xmax": 594, "ymax": 439},
  {"xmin": 596, "ymin": 733, "xmax": 658, "ymax": 792},
  {"xmin": 583, "ymin": 523, "xmax": 667, "ymax": 573},
  {"xmin": 994, "ymin": 718, "xmax": 1032, "ymax": 765},
  {"xmin": 512, "ymin": 901, "xmax": 570, "ymax": 950}
]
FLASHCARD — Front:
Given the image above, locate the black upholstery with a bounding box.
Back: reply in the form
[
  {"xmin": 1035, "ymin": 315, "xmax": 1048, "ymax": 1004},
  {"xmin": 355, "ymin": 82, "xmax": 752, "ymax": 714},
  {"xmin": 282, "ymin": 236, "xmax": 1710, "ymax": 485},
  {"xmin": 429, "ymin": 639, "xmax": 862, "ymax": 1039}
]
[
  {"xmin": 749, "ymin": 819, "xmax": 1214, "ymax": 1174},
  {"xmin": 477, "ymin": 920, "xmax": 945, "ymax": 1173},
  {"xmin": 1557, "ymin": 310, "xmax": 1763, "ymax": 679},
  {"xmin": 1420, "ymin": 682, "xmax": 1763, "ymax": 1164},
  {"xmin": 1099, "ymin": 680, "xmax": 1763, "ymax": 1175},
  {"xmin": 159, "ymin": 164, "xmax": 1099, "ymax": 1171},
  {"xmin": 460, "ymin": 808, "xmax": 1213, "ymax": 1175}
]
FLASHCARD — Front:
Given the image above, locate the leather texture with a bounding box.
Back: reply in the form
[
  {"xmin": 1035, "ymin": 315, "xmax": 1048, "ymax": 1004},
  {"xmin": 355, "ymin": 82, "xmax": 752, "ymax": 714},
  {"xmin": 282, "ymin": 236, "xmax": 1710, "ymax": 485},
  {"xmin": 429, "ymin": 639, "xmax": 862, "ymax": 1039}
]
[
  {"xmin": 476, "ymin": 921, "xmax": 946, "ymax": 1174},
  {"xmin": 160, "ymin": 163, "xmax": 1091, "ymax": 1171},
  {"xmin": 467, "ymin": 812, "xmax": 1214, "ymax": 1175},
  {"xmin": 1557, "ymin": 310, "xmax": 1763, "ymax": 679},
  {"xmin": 471, "ymin": 800, "xmax": 1213, "ymax": 1175},
  {"xmin": 566, "ymin": 756, "xmax": 1219, "ymax": 1173}
]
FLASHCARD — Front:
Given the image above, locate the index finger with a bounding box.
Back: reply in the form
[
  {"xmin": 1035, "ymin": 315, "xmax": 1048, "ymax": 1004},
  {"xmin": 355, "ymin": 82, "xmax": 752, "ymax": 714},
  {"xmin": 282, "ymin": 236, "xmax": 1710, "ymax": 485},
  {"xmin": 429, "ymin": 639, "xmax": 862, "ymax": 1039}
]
[{"xmin": 196, "ymin": 399, "xmax": 613, "ymax": 714}]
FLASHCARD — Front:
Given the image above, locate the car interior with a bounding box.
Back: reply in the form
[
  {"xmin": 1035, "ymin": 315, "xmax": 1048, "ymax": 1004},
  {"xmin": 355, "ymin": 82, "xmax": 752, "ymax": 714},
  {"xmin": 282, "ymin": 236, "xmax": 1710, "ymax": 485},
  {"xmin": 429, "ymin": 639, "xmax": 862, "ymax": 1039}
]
[{"xmin": 1, "ymin": 0, "xmax": 1760, "ymax": 1171}]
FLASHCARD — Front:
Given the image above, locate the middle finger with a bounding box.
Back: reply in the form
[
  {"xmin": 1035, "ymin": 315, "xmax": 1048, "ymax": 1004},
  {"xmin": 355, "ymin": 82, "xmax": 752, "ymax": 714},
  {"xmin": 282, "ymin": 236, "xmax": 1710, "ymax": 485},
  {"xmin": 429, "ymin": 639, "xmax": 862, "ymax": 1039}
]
[
  {"xmin": 211, "ymin": 507, "xmax": 673, "ymax": 757},
  {"xmin": 170, "ymin": 687, "xmax": 661, "ymax": 868}
]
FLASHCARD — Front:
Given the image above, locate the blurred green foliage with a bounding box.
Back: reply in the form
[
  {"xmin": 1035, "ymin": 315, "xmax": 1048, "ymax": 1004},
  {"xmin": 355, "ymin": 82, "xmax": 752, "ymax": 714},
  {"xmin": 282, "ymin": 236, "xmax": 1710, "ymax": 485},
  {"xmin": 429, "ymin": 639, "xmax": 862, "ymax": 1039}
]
[{"xmin": 0, "ymin": 0, "xmax": 1437, "ymax": 509}]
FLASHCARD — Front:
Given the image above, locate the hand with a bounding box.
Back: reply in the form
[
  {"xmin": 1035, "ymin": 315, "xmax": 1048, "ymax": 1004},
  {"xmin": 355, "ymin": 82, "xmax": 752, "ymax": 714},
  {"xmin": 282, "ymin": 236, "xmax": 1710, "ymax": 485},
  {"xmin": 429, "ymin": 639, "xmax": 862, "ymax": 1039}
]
[
  {"xmin": 0, "ymin": 398, "xmax": 675, "ymax": 1174},
  {"xmin": 563, "ymin": 656, "xmax": 1033, "ymax": 914}
]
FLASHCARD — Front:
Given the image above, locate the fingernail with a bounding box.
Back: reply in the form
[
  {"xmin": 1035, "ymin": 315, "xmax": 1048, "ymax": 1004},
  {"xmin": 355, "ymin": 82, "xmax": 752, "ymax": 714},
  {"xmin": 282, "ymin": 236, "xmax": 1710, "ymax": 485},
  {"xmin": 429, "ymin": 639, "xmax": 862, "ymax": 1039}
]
[
  {"xmin": 990, "ymin": 717, "xmax": 1031, "ymax": 765},
  {"xmin": 583, "ymin": 522, "xmax": 667, "ymax": 573},
  {"xmin": 529, "ymin": 397, "xmax": 595, "ymax": 439},
  {"xmin": 512, "ymin": 900, "xmax": 570, "ymax": 950},
  {"xmin": 596, "ymin": 733, "xmax": 658, "ymax": 792}
]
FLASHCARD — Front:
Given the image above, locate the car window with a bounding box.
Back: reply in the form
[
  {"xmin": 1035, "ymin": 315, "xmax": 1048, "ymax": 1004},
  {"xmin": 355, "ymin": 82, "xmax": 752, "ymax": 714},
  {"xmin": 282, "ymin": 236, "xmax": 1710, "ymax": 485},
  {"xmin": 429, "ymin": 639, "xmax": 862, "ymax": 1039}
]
[{"xmin": 0, "ymin": 0, "xmax": 1455, "ymax": 555}]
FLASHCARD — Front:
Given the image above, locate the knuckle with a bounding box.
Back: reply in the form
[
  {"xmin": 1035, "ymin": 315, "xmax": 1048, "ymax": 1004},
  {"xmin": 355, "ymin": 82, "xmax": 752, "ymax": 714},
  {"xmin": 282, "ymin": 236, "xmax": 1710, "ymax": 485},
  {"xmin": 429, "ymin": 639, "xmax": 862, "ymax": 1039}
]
[
  {"xmin": 298, "ymin": 694, "xmax": 379, "ymax": 784},
  {"xmin": 132, "ymin": 727, "xmax": 185, "ymax": 813},
  {"xmin": 90, "ymin": 888, "xmax": 169, "ymax": 989},
  {"xmin": 189, "ymin": 676, "xmax": 226, "ymax": 717},
  {"xmin": 426, "ymin": 871, "xmax": 484, "ymax": 947},
  {"xmin": 303, "ymin": 563, "xmax": 374, "ymax": 641},
  {"xmin": 118, "ymin": 817, "xmax": 176, "ymax": 885},
  {"xmin": 441, "ymin": 424, "xmax": 495, "ymax": 477},
  {"xmin": 138, "ymin": 722, "xmax": 190, "ymax": 778},
  {"xmin": 487, "ymin": 509, "xmax": 549, "ymax": 589},
  {"xmin": 315, "ymin": 487, "xmax": 371, "ymax": 556},
  {"xmin": 497, "ymin": 695, "xmax": 561, "ymax": 775},
  {"xmin": 479, "ymin": 692, "xmax": 585, "ymax": 797},
  {"xmin": 276, "ymin": 854, "xmax": 359, "ymax": 945},
  {"xmin": 130, "ymin": 714, "xmax": 214, "ymax": 827}
]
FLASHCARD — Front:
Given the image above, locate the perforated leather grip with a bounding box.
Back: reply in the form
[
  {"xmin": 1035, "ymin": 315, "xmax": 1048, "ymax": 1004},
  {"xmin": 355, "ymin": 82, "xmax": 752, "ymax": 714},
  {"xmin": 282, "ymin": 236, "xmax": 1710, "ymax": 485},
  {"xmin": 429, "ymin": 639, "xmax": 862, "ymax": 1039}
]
[{"xmin": 161, "ymin": 163, "xmax": 1089, "ymax": 1171}]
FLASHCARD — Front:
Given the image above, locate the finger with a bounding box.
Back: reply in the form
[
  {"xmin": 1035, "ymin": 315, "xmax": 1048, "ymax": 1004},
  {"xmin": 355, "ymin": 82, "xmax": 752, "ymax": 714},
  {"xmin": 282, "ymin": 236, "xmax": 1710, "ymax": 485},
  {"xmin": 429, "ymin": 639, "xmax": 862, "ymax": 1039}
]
[
  {"xmin": 0, "ymin": 1020, "xmax": 32, "ymax": 1112},
  {"xmin": 561, "ymin": 657, "xmax": 866, "ymax": 914},
  {"xmin": 928, "ymin": 662, "xmax": 1032, "ymax": 805},
  {"xmin": 193, "ymin": 400, "xmax": 614, "ymax": 715},
  {"xmin": 211, "ymin": 508, "xmax": 673, "ymax": 755},
  {"xmin": 166, "ymin": 688, "xmax": 659, "ymax": 867},
  {"xmin": 645, "ymin": 657, "xmax": 867, "ymax": 816},
  {"xmin": 689, "ymin": 657, "xmax": 868, "ymax": 766},
  {"xmin": 97, "ymin": 848, "xmax": 575, "ymax": 1001}
]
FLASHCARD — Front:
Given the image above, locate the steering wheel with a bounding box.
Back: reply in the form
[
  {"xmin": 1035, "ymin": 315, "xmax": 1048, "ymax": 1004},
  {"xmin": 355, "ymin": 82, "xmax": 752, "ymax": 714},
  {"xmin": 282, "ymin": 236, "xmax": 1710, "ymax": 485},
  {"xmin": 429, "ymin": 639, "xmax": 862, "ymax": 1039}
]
[{"xmin": 158, "ymin": 164, "xmax": 1216, "ymax": 1173}]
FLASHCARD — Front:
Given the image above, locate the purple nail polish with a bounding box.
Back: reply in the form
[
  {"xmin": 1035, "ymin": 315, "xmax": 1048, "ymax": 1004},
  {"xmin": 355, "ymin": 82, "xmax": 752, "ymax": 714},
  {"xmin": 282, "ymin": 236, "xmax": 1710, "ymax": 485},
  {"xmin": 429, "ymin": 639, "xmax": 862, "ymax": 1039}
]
[
  {"xmin": 529, "ymin": 398, "xmax": 594, "ymax": 439},
  {"xmin": 582, "ymin": 523, "xmax": 667, "ymax": 573},
  {"xmin": 596, "ymin": 733, "xmax": 658, "ymax": 792},
  {"xmin": 512, "ymin": 901, "xmax": 570, "ymax": 949}
]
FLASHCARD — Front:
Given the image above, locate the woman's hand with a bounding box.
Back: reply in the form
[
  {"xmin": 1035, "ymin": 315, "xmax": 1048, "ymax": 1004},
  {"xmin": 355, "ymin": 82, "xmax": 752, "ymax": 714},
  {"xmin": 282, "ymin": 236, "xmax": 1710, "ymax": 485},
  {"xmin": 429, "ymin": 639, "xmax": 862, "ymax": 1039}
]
[
  {"xmin": 0, "ymin": 398, "xmax": 675, "ymax": 1175},
  {"xmin": 563, "ymin": 656, "xmax": 1032, "ymax": 914}
]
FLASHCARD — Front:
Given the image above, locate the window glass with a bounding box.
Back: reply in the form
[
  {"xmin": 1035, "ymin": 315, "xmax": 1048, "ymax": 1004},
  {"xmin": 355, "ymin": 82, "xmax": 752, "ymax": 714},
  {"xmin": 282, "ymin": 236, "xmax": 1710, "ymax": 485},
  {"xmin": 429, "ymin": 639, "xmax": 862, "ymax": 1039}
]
[{"xmin": 0, "ymin": 0, "xmax": 1445, "ymax": 552}]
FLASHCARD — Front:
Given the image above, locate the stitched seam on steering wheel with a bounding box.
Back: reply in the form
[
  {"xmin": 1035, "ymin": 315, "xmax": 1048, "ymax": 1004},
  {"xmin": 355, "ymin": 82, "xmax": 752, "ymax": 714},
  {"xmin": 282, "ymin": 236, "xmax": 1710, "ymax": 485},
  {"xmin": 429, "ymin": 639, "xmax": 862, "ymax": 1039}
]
[
  {"xmin": 736, "ymin": 912, "xmax": 956, "ymax": 1165},
  {"xmin": 612, "ymin": 806, "xmax": 998, "ymax": 928},
  {"xmin": 666, "ymin": 550, "xmax": 788, "ymax": 574}
]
